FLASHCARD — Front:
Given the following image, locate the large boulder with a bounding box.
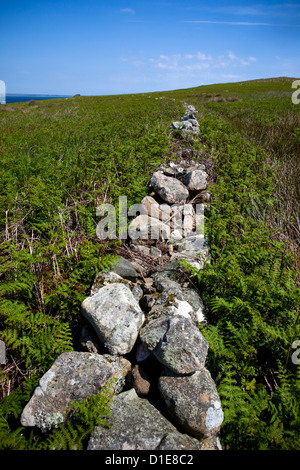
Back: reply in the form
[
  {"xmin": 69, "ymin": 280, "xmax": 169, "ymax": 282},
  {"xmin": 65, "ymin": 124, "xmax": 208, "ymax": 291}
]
[
  {"xmin": 20, "ymin": 352, "xmax": 131, "ymax": 432},
  {"xmin": 87, "ymin": 388, "xmax": 204, "ymax": 450},
  {"xmin": 150, "ymin": 172, "xmax": 189, "ymax": 204},
  {"xmin": 159, "ymin": 368, "xmax": 224, "ymax": 439},
  {"xmin": 81, "ymin": 283, "xmax": 145, "ymax": 355}
]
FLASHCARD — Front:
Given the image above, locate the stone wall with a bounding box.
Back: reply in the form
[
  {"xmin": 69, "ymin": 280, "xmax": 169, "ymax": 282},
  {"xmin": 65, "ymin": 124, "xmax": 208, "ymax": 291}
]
[{"xmin": 20, "ymin": 104, "xmax": 224, "ymax": 450}]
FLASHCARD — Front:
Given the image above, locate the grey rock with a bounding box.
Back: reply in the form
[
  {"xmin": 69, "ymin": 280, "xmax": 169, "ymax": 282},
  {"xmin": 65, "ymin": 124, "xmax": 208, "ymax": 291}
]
[
  {"xmin": 150, "ymin": 172, "xmax": 189, "ymax": 205},
  {"xmin": 131, "ymin": 284, "xmax": 144, "ymax": 302},
  {"xmin": 181, "ymin": 113, "xmax": 196, "ymax": 121},
  {"xmin": 184, "ymin": 170, "xmax": 208, "ymax": 191},
  {"xmin": 90, "ymin": 271, "xmax": 128, "ymax": 296},
  {"xmin": 137, "ymin": 299, "xmax": 208, "ymax": 374},
  {"xmin": 172, "ymin": 121, "xmax": 184, "ymax": 130},
  {"xmin": 181, "ymin": 121, "xmax": 193, "ymax": 131},
  {"xmin": 159, "ymin": 368, "xmax": 224, "ymax": 439},
  {"xmin": 87, "ymin": 388, "xmax": 203, "ymax": 450},
  {"xmin": 184, "ymin": 104, "xmax": 197, "ymax": 114},
  {"xmin": 20, "ymin": 352, "xmax": 131, "ymax": 432},
  {"xmin": 81, "ymin": 284, "xmax": 145, "ymax": 355},
  {"xmin": 197, "ymin": 190, "xmax": 212, "ymax": 203},
  {"xmin": 175, "ymin": 234, "xmax": 210, "ymax": 258},
  {"xmin": 150, "ymin": 246, "xmax": 162, "ymax": 258},
  {"xmin": 181, "ymin": 287, "xmax": 207, "ymax": 325},
  {"xmin": 111, "ymin": 256, "xmax": 138, "ymax": 282}
]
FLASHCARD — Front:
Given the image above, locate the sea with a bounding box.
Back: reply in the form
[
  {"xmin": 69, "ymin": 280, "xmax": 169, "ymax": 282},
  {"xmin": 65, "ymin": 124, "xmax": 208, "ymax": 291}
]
[{"xmin": 3, "ymin": 94, "xmax": 71, "ymax": 104}]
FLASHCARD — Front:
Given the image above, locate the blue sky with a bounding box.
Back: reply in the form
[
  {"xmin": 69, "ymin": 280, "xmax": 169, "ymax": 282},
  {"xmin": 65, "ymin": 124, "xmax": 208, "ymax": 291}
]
[{"xmin": 1, "ymin": 0, "xmax": 300, "ymax": 95}]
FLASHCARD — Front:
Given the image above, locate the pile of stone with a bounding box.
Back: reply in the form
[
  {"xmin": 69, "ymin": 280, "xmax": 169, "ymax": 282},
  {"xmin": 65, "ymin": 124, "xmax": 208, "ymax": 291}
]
[
  {"xmin": 20, "ymin": 105, "xmax": 223, "ymax": 451},
  {"xmin": 171, "ymin": 103, "xmax": 200, "ymax": 136}
]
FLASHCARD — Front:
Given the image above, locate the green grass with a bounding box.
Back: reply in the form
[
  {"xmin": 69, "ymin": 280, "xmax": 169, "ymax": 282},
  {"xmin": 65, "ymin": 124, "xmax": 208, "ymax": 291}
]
[{"xmin": 0, "ymin": 77, "xmax": 299, "ymax": 450}]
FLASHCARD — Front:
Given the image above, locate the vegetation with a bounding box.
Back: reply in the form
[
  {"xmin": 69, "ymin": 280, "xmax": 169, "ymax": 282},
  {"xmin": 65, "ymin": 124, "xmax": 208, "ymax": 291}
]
[{"xmin": 0, "ymin": 77, "xmax": 299, "ymax": 449}]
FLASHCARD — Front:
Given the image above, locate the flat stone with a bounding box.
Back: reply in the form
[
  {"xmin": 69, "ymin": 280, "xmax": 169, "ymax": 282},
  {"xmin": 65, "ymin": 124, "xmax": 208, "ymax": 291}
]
[{"xmin": 20, "ymin": 352, "xmax": 131, "ymax": 432}]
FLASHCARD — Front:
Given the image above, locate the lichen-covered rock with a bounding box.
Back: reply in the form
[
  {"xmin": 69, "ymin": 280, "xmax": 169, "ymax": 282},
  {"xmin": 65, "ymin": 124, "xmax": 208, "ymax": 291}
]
[
  {"xmin": 150, "ymin": 172, "xmax": 189, "ymax": 204},
  {"xmin": 20, "ymin": 352, "xmax": 131, "ymax": 432},
  {"xmin": 81, "ymin": 283, "xmax": 145, "ymax": 355},
  {"xmin": 137, "ymin": 297, "xmax": 208, "ymax": 374},
  {"xmin": 159, "ymin": 368, "xmax": 224, "ymax": 439},
  {"xmin": 153, "ymin": 270, "xmax": 207, "ymax": 325},
  {"xmin": 174, "ymin": 234, "xmax": 210, "ymax": 258},
  {"xmin": 87, "ymin": 388, "xmax": 204, "ymax": 450},
  {"xmin": 90, "ymin": 271, "xmax": 126, "ymax": 295}
]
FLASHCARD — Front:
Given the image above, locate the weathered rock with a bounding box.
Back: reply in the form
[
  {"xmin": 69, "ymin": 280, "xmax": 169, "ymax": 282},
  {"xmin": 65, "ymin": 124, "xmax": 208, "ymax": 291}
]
[
  {"xmin": 150, "ymin": 246, "xmax": 162, "ymax": 258},
  {"xmin": 137, "ymin": 298, "xmax": 208, "ymax": 374},
  {"xmin": 20, "ymin": 352, "xmax": 131, "ymax": 432},
  {"xmin": 87, "ymin": 388, "xmax": 204, "ymax": 450},
  {"xmin": 150, "ymin": 172, "xmax": 189, "ymax": 204},
  {"xmin": 131, "ymin": 283, "xmax": 144, "ymax": 303},
  {"xmin": 128, "ymin": 214, "xmax": 170, "ymax": 241},
  {"xmin": 184, "ymin": 170, "xmax": 208, "ymax": 191},
  {"xmin": 181, "ymin": 121, "xmax": 194, "ymax": 131},
  {"xmin": 90, "ymin": 271, "xmax": 125, "ymax": 295},
  {"xmin": 159, "ymin": 368, "xmax": 224, "ymax": 439},
  {"xmin": 154, "ymin": 315, "xmax": 208, "ymax": 374},
  {"xmin": 153, "ymin": 269, "xmax": 207, "ymax": 324},
  {"xmin": 184, "ymin": 104, "xmax": 197, "ymax": 114},
  {"xmin": 181, "ymin": 287, "xmax": 207, "ymax": 325},
  {"xmin": 141, "ymin": 196, "xmax": 161, "ymax": 220},
  {"xmin": 197, "ymin": 190, "xmax": 212, "ymax": 203},
  {"xmin": 159, "ymin": 164, "xmax": 184, "ymax": 177},
  {"xmin": 111, "ymin": 256, "xmax": 138, "ymax": 282},
  {"xmin": 81, "ymin": 284, "xmax": 145, "ymax": 355},
  {"xmin": 174, "ymin": 234, "xmax": 210, "ymax": 258},
  {"xmin": 181, "ymin": 113, "xmax": 196, "ymax": 121},
  {"xmin": 140, "ymin": 196, "xmax": 172, "ymax": 222}
]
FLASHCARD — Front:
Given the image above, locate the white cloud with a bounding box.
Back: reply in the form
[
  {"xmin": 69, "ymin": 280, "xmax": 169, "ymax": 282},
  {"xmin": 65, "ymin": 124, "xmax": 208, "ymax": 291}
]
[
  {"xmin": 147, "ymin": 50, "xmax": 254, "ymax": 72},
  {"xmin": 120, "ymin": 8, "xmax": 135, "ymax": 14}
]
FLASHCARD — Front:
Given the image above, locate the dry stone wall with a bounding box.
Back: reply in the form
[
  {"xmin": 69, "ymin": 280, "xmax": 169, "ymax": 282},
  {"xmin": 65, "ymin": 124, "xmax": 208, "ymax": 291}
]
[{"xmin": 20, "ymin": 104, "xmax": 224, "ymax": 450}]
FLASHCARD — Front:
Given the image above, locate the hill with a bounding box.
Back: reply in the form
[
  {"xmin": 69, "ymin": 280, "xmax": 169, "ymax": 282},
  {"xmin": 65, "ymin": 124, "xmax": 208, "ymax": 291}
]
[{"xmin": 0, "ymin": 77, "xmax": 299, "ymax": 450}]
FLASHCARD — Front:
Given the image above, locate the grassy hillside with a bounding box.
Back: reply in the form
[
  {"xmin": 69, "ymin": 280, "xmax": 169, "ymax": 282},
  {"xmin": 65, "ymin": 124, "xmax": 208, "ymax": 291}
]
[{"xmin": 0, "ymin": 78, "xmax": 299, "ymax": 449}]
